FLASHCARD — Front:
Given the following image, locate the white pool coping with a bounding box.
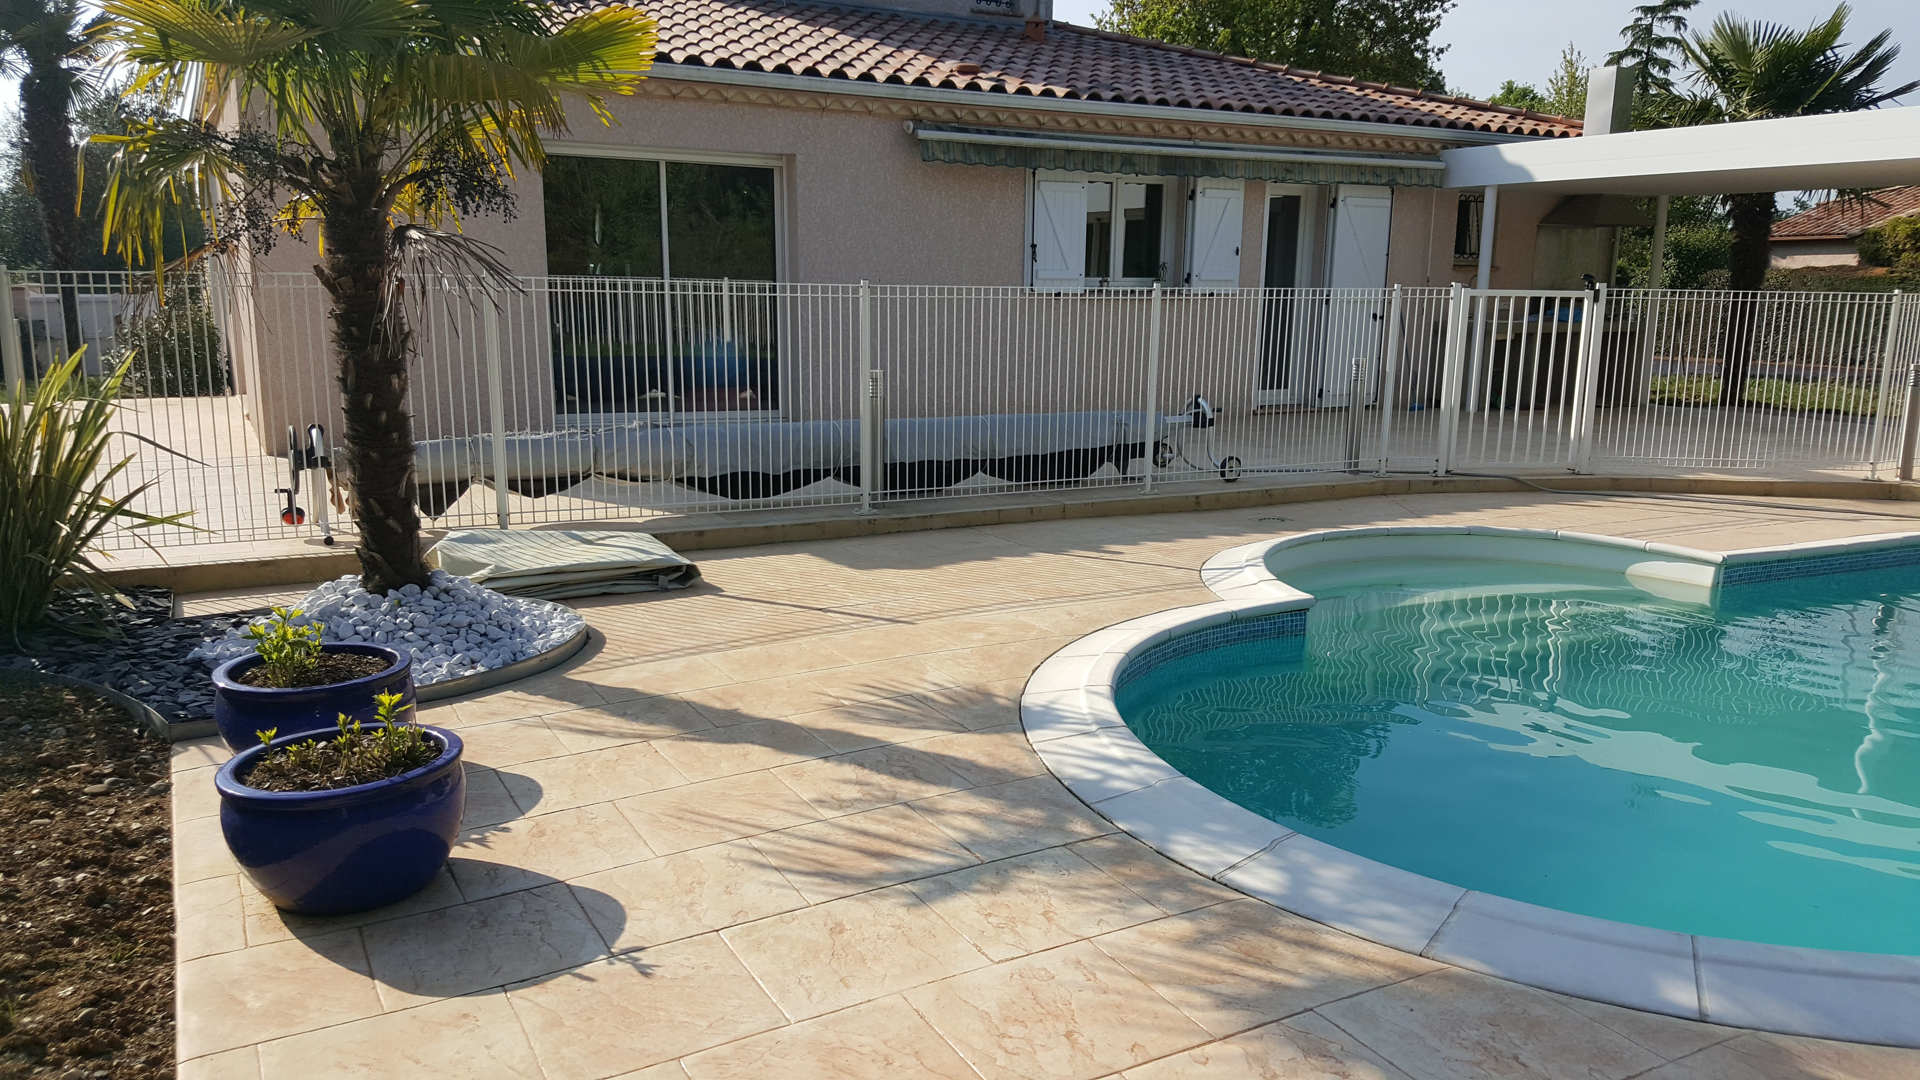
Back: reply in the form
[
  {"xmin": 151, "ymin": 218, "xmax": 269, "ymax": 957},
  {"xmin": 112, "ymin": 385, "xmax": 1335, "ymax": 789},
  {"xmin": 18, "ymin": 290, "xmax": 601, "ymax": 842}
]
[{"xmin": 1020, "ymin": 525, "xmax": 1920, "ymax": 1047}]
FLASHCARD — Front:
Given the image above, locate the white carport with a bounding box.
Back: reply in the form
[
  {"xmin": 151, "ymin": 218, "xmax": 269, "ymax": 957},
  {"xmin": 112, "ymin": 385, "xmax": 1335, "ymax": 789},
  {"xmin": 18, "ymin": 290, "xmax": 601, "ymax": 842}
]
[{"xmin": 1442, "ymin": 105, "xmax": 1920, "ymax": 288}]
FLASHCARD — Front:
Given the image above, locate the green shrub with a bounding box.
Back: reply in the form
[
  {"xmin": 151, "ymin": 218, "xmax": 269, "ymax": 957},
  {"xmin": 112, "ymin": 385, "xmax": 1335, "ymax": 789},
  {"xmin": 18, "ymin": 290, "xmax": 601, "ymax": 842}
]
[
  {"xmin": 109, "ymin": 300, "xmax": 230, "ymax": 397},
  {"xmin": 0, "ymin": 352, "xmax": 189, "ymax": 642},
  {"xmin": 243, "ymin": 607, "xmax": 323, "ymax": 687},
  {"xmin": 1856, "ymin": 215, "xmax": 1920, "ymax": 271},
  {"xmin": 247, "ymin": 691, "xmax": 438, "ymax": 792}
]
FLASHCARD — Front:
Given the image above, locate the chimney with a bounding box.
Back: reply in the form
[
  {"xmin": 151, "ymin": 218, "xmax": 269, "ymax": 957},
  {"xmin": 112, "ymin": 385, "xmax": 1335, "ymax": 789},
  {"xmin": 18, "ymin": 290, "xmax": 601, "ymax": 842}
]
[
  {"xmin": 1582, "ymin": 65, "xmax": 1636, "ymax": 135},
  {"xmin": 1024, "ymin": 17, "xmax": 1045, "ymax": 42}
]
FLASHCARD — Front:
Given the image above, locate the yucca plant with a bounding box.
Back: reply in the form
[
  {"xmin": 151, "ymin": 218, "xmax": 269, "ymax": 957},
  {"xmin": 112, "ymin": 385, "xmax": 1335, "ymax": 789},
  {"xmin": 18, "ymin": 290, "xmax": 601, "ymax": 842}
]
[{"xmin": 0, "ymin": 351, "xmax": 188, "ymax": 643}]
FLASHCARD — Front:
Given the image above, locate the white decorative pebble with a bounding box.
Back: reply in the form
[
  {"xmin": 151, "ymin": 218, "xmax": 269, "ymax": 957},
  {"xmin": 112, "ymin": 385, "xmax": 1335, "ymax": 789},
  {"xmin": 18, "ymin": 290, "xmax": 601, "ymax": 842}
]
[{"xmin": 187, "ymin": 571, "xmax": 586, "ymax": 685}]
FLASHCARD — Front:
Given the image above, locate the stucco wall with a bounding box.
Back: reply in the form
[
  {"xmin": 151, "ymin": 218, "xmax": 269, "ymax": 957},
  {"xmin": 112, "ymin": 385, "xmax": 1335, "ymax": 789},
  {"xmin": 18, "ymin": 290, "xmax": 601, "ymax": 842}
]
[{"xmin": 1771, "ymin": 240, "xmax": 1859, "ymax": 268}]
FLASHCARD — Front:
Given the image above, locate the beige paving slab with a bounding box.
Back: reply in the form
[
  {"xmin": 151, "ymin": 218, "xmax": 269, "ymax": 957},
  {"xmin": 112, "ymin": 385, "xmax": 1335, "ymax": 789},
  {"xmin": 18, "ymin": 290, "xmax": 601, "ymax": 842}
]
[
  {"xmin": 361, "ymin": 882, "xmax": 609, "ymax": 1010},
  {"xmin": 450, "ymin": 803, "xmax": 652, "ymax": 902},
  {"xmin": 908, "ymin": 847, "xmax": 1162, "ymax": 961},
  {"xmin": 704, "ymin": 638, "xmax": 863, "ymax": 682},
  {"xmin": 771, "ymin": 742, "xmax": 975, "ymax": 817},
  {"xmin": 178, "ymin": 1046, "xmax": 260, "ymax": 1080},
  {"xmin": 171, "ymin": 736, "xmax": 232, "ymax": 774},
  {"xmin": 1094, "ymin": 900, "xmax": 1438, "ymax": 1038},
  {"xmin": 504, "ymin": 934, "xmax": 787, "ymax": 1080},
  {"xmin": 462, "ymin": 763, "xmax": 523, "ymax": 829},
  {"xmin": 613, "ymin": 770, "xmax": 822, "ymax": 855},
  {"xmin": 255, "ymin": 989, "xmax": 542, "ymax": 1079},
  {"xmin": 175, "ymin": 928, "xmax": 382, "ymax": 1060},
  {"xmin": 906, "ymin": 939, "xmax": 1213, "ymax": 1080},
  {"xmin": 1638, "ymin": 1031, "xmax": 1920, "ymax": 1080},
  {"xmin": 680, "ymin": 673, "xmax": 851, "ymax": 725},
  {"xmin": 747, "ymin": 802, "xmax": 980, "ymax": 904},
  {"xmin": 680, "ymin": 994, "xmax": 978, "ymax": 1080},
  {"xmin": 917, "ymin": 678, "xmax": 1029, "ymax": 730},
  {"xmin": 176, "ymin": 875, "xmax": 247, "ymax": 961},
  {"xmin": 571, "ymin": 839, "xmax": 807, "ymax": 953},
  {"xmin": 722, "ymin": 886, "xmax": 989, "ymax": 1020},
  {"xmin": 609, "ymin": 1063, "xmax": 690, "ymax": 1080},
  {"xmin": 1066, "ymin": 834, "xmax": 1241, "ymax": 915},
  {"xmin": 572, "ymin": 653, "xmax": 734, "ymax": 701},
  {"xmin": 1313, "ymin": 968, "xmax": 1666, "ymax": 1080},
  {"xmin": 500, "ymin": 738, "xmax": 687, "ymax": 815},
  {"xmin": 911, "ymin": 774, "xmax": 1115, "ymax": 861},
  {"xmin": 174, "ymin": 814, "xmax": 241, "ymax": 885},
  {"xmin": 241, "ymin": 867, "xmax": 466, "ymax": 947},
  {"xmin": 650, "ymin": 719, "xmax": 836, "ymax": 782},
  {"xmin": 925, "ymin": 638, "xmax": 1076, "ymax": 686},
  {"xmin": 541, "ymin": 694, "xmax": 713, "ymax": 752},
  {"xmin": 786, "ymin": 695, "xmax": 967, "ymax": 753},
  {"xmin": 1122, "ymin": 1013, "xmax": 1413, "ymax": 1080},
  {"xmin": 443, "ymin": 674, "xmax": 610, "ymax": 727},
  {"xmin": 1549, "ymin": 991, "xmax": 1738, "ymax": 1062},
  {"xmin": 455, "ymin": 717, "xmax": 571, "ymax": 769},
  {"xmin": 913, "ymin": 723, "xmax": 1048, "ymax": 786},
  {"xmin": 171, "ymin": 764, "xmax": 223, "ymax": 824}
]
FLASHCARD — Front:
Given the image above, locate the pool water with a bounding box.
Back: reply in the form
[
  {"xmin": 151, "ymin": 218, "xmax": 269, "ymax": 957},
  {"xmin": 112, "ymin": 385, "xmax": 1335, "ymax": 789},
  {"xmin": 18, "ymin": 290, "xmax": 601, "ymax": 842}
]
[{"xmin": 1118, "ymin": 557, "xmax": 1920, "ymax": 954}]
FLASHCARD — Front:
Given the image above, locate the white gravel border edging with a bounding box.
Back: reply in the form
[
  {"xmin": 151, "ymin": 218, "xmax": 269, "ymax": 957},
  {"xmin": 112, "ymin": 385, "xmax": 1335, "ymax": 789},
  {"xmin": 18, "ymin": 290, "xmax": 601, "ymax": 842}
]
[{"xmin": 1021, "ymin": 525, "xmax": 1920, "ymax": 1048}]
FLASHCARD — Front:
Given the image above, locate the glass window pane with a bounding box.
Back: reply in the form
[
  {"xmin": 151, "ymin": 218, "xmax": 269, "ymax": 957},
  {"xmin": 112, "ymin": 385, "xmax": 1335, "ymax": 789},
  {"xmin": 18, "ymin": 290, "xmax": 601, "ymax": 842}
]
[
  {"xmin": 1084, "ymin": 182, "xmax": 1112, "ymax": 281},
  {"xmin": 1119, "ymin": 182, "xmax": 1163, "ymax": 280},
  {"xmin": 543, "ymin": 157, "xmax": 669, "ymax": 415},
  {"xmin": 663, "ymin": 163, "xmax": 777, "ymax": 281},
  {"xmin": 542, "ymin": 156, "xmax": 663, "ymax": 277}
]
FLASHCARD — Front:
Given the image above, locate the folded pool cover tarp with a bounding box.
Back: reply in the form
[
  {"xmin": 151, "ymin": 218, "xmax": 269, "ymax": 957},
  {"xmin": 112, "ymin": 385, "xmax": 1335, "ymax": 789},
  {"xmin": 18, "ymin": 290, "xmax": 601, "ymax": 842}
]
[{"xmin": 430, "ymin": 530, "xmax": 701, "ymax": 600}]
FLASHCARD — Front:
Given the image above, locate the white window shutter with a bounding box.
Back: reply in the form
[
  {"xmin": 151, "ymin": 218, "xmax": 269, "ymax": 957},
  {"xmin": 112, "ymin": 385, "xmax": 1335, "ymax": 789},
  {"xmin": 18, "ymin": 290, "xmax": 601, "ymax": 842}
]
[
  {"xmin": 1186, "ymin": 179, "xmax": 1244, "ymax": 293},
  {"xmin": 1032, "ymin": 180, "xmax": 1087, "ymax": 292}
]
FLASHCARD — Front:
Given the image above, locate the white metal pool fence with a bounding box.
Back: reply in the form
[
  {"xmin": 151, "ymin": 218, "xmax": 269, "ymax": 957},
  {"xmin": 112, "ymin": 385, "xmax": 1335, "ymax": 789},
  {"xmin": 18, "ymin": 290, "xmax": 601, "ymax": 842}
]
[{"xmin": 3, "ymin": 267, "xmax": 1916, "ymax": 552}]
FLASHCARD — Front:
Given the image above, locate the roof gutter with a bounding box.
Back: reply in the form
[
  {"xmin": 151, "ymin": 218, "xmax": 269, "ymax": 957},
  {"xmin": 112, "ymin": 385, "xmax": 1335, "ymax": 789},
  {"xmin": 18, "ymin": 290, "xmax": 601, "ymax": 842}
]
[
  {"xmin": 910, "ymin": 123, "xmax": 1445, "ymax": 171},
  {"xmin": 652, "ymin": 63, "xmax": 1552, "ymax": 147}
]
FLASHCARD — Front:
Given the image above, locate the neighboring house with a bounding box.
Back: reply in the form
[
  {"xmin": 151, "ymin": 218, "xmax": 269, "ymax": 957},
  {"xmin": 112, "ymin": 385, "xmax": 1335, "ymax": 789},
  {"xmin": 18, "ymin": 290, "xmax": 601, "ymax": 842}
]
[
  {"xmin": 1771, "ymin": 186, "xmax": 1920, "ymax": 268},
  {"xmin": 235, "ymin": 0, "xmax": 1605, "ymax": 443}
]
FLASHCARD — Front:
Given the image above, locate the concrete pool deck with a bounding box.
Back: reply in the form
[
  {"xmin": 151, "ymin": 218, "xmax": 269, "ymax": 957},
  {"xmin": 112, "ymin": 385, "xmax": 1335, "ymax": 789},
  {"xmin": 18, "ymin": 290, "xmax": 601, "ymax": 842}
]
[{"xmin": 171, "ymin": 490, "xmax": 1920, "ymax": 1079}]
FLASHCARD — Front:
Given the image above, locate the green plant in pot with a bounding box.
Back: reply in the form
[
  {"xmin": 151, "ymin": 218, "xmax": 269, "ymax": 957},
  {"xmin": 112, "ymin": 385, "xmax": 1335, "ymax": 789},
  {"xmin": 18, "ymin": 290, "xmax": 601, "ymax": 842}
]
[
  {"xmin": 216, "ymin": 691, "xmax": 466, "ymax": 914},
  {"xmin": 209, "ymin": 607, "xmax": 416, "ymax": 751}
]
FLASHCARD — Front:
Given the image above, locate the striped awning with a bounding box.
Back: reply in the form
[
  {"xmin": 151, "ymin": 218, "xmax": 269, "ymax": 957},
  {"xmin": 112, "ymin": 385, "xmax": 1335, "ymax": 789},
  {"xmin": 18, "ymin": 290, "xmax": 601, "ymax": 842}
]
[{"xmin": 913, "ymin": 123, "xmax": 1445, "ymax": 188}]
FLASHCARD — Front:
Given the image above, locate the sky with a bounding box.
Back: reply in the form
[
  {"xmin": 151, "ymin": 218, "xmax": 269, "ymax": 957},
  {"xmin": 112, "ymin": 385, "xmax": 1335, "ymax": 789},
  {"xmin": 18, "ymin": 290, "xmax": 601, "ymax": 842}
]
[{"xmin": 1048, "ymin": 0, "xmax": 1920, "ymax": 105}]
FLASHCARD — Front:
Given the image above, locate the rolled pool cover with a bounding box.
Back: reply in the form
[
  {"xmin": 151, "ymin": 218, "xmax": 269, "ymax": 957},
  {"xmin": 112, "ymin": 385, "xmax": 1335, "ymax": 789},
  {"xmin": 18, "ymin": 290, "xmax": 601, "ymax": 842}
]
[{"xmin": 429, "ymin": 529, "xmax": 701, "ymax": 600}]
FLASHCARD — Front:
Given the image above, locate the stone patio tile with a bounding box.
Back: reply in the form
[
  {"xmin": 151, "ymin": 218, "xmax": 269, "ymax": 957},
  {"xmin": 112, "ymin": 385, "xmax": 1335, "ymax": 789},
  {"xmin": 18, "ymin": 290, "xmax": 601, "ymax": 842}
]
[
  {"xmin": 925, "ymin": 638, "xmax": 1074, "ymax": 686},
  {"xmin": 575, "ymin": 654, "xmax": 734, "ymax": 702},
  {"xmin": 680, "ymin": 674, "xmax": 848, "ymax": 725},
  {"xmin": 1122, "ymin": 1013, "xmax": 1413, "ymax": 1080},
  {"xmin": 608, "ymin": 1064, "xmax": 689, "ymax": 1080},
  {"xmin": 747, "ymin": 802, "xmax": 979, "ymax": 903},
  {"xmin": 170, "ymin": 735, "xmax": 232, "ymax": 774},
  {"xmin": 174, "ymin": 814, "xmax": 240, "ymax": 885},
  {"xmin": 613, "ymin": 770, "xmax": 821, "ymax": 854},
  {"xmin": 680, "ymin": 995, "xmax": 977, "ymax": 1080},
  {"xmin": 171, "ymin": 764, "xmax": 223, "ymax": 824},
  {"xmin": 1093, "ymin": 900, "xmax": 1437, "ymax": 1038},
  {"xmin": 175, "ymin": 928, "xmax": 382, "ymax": 1060},
  {"xmin": 177, "ymin": 1047, "xmax": 259, "ymax": 1080},
  {"xmin": 808, "ymin": 654, "xmax": 966, "ymax": 705},
  {"xmin": 917, "ymin": 678, "xmax": 1028, "ymax": 730},
  {"xmin": 1636, "ymin": 1031, "xmax": 1920, "ymax": 1079},
  {"xmin": 571, "ymin": 840, "xmax": 807, "ymax": 952},
  {"xmin": 705, "ymin": 638, "xmax": 862, "ymax": 682},
  {"xmin": 913, "ymin": 724, "xmax": 1047, "ymax": 786},
  {"xmin": 649, "ymin": 719, "xmax": 836, "ymax": 782},
  {"xmin": 361, "ymin": 883, "xmax": 609, "ymax": 1009},
  {"xmin": 500, "ymin": 739, "xmax": 687, "ymax": 815},
  {"xmin": 908, "ymin": 848, "xmax": 1161, "ymax": 961},
  {"xmin": 910, "ymin": 775, "xmax": 1114, "ymax": 861},
  {"xmin": 462, "ymin": 764, "xmax": 522, "ymax": 828},
  {"xmin": 1549, "ymin": 991, "xmax": 1737, "ymax": 1061},
  {"xmin": 1314, "ymin": 968, "xmax": 1665, "ymax": 1080},
  {"xmin": 176, "ymin": 875, "xmax": 246, "ymax": 961},
  {"xmin": 1066, "ymin": 834, "xmax": 1240, "ymax": 915},
  {"xmin": 771, "ymin": 742, "xmax": 974, "ymax": 817},
  {"xmin": 906, "ymin": 940, "xmax": 1211, "ymax": 1080},
  {"xmin": 541, "ymin": 695, "xmax": 713, "ymax": 752},
  {"xmin": 786, "ymin": 696, "xmax": 966, "ymax": 753},
  {"xmin": 722, "ymin": 886, "xmax": 989, "ymax": 1019},
  {"xmin": 445, "ymin": 676, "xmax": 608, "ymax": 727},
  {"xmin": 255, "ymin": 990, "xmax": 541, "ymax": 1079},
  {"xmin": 453, "ymin": 717, "xmax": 571, "ymax": 769},
  {"xmin": 505, "ymin": 934, "xmax": 787, "ymax": 1080},
  {"xmin": 450, "ymin": 803, "xmax": 652, "ymax": 901},
  {"xmin": 241, "ymin": 867, "xmax": 466, "ymax": 947}
]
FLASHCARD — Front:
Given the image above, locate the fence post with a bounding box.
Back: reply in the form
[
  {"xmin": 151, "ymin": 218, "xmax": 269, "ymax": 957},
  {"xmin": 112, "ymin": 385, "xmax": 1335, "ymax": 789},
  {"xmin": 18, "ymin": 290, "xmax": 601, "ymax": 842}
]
[
  {"xmin": 1568, "ymin": 284, "xmax": 1608, "ymax": 474},
  {"xmin": 1436, "ymin": 283, "xmax": 1466, "ymax": 475},
  {"xmin": 1899, "ymin": 362, "xmax": 1920, "ymax": 482},
  {"xmin": 1141, "ymin": 283, "xmax": 1164, "ymax": 494},
  {"xmin": 857, "ymin": 280, "xmax": 876, "ymax": 514},
  {"xmin": 0, "ymin": 264, "xmax": 20, "ymax": 390},
  {"xmin": 1868, "ymin": 290, "xmax": 1905, "ymax": 480},
  {"xmin": 1375, "ymin": 285, "xmax": 1404, "ymax": 474},
  {"xmin": 481, "ymin": 299, "xmax": 511, "ymax": 530}
]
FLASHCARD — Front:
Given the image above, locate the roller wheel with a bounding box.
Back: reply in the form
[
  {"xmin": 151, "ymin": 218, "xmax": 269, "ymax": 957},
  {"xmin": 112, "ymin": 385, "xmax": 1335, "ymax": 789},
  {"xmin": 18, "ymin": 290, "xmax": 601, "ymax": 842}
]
[
  {"xmin": 280, "ymin": 506, "xmax": 306, "ymax": 525},
  {"xmin": 1220, "ymin": 456, "xmax": 1243, "ymax": 482}
]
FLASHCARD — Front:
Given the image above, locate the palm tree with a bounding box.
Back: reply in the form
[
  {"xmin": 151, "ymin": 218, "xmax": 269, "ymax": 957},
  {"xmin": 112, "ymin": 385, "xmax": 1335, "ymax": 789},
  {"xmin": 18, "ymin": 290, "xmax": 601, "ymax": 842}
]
[
  {"xmin": 95, "ymin": 0, "xmax": 657, "ymax": 593},
  {"xmin": 0, "ymin": 0, "xmax": 102, "ymax": 357},
  {"xmin": 1672, "ymin": 4, "xmax": 1916, "ymax": 403}
]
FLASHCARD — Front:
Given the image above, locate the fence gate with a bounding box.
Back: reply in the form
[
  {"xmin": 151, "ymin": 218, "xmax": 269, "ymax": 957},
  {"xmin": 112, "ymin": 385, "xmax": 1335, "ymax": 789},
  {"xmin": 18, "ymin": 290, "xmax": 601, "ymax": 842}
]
[{"xmin": 1440, "ymin": 288, "xmax": 1599, "ymax": 475}]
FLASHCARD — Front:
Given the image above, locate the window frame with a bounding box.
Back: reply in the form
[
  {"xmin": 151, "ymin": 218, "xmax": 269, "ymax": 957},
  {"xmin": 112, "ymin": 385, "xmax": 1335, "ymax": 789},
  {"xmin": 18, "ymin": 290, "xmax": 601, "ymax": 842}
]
[{"xmin": 1029, "ymin": 169, "xmax": 1183, "ymax": 288}]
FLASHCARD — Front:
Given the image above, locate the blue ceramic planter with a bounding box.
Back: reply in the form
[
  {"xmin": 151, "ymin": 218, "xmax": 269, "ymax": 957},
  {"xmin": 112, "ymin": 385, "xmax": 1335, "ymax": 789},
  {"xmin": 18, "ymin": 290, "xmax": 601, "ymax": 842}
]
[
  {"xmin": 211, "ymin": 643, "xmax": 413, "ymax": 751},
  {"xmin": 216, "ymin": 725, "xmax": 465, "ymax": 915}
]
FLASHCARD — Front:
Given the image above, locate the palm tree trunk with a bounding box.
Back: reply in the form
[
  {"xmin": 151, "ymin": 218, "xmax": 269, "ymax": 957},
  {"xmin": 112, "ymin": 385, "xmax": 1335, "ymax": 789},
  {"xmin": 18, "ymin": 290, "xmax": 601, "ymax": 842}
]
[
  {"xmin": 18, "ymin": 62, "xmax": 84, "ymax": 362},
  {"xmin": 317, "ymin": 183, "xmax": 431, "ymax": 595},
  {"xmin": 1717, "ymin": 192, "xmax": 1775, "ymax": 406}
]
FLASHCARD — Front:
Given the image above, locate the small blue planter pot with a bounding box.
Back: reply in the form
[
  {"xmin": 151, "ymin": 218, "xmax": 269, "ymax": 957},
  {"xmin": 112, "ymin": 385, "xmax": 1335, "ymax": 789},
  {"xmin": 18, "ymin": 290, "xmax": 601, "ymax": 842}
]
[
  {"xmin": 216, "ymin": 725, "xmax": 465, "ymax": 915},
  {"xmin": 211, "ymin": 643, "xmax": 413, "ymax": 751}
]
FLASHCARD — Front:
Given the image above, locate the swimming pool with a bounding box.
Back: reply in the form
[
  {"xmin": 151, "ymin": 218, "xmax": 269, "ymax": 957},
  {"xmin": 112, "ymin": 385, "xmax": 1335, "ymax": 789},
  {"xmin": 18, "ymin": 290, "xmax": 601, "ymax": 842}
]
[{"xmin": 1022, "ymin": 527, "xmax": 1920, "ymax": 1043}]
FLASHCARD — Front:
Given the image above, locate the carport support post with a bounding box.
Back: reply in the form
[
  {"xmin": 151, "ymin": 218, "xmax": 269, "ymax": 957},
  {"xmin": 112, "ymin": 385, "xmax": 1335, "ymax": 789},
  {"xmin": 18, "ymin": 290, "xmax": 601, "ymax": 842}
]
[
  {"xmin": 1649, "ymin": 195, "xmax": 1669, "ymax": 286},
  {"xmin": 0, "ymin": 263, "xmax": 20, "ymax": 390},
  {"xmin": 857, "ymin": 280, "xmax": 876, "ymax": 514},
  {"xmin": 1436, "ymin": 283, "xmax": 1468, "ymax": 475},
  {"xmin": 1474, "ymin": 186, "xmax": 1499, "ymax": 291},
  {"xmin": 1141, "ymin": 283, "xmax": 1164, "ymax": 494},
  {"xmin": 482, "ymin": 301, "xmax": 511, "ymax": 530}
]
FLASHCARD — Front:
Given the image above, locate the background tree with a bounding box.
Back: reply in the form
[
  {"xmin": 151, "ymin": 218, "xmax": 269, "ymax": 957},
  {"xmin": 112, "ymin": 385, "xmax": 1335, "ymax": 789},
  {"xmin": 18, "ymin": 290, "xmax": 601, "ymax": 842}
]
[
  {"xmin": 1607, "ymin": 0, "xmax": 1700, "ymax": 100},
  {"xmin": 98, "ymin": 0, "xmax": 657, "ymax": 594},
  {"xmin": 1095, "ymin": 0, "xmax": 1456, "ymax": 90},
  {"xmin": 1669, "ymin": 3, "xmax": 1916, "ymax": 402},
  {"xmin": 0, "ymin": 0, "xmax": 103, "ymax": 355},
  {"xmin": 1543, "ymin": 43, "xmax": 1591, "ymax": 119},
  {"xmin": 1487, "ymin": 79, "xmax": 1550, "ymax": 114}
]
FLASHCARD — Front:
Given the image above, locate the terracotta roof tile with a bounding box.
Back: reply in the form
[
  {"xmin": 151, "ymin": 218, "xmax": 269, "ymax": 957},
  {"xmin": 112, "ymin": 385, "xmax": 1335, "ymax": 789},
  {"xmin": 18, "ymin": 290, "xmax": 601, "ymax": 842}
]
[
  {"xmin": 1772, "ymin": 186, "xmax": 1920, "ymax": 240},
  {"xmin": 572, "ymin": 0, "xmax": 1581, "ymax": 137}
]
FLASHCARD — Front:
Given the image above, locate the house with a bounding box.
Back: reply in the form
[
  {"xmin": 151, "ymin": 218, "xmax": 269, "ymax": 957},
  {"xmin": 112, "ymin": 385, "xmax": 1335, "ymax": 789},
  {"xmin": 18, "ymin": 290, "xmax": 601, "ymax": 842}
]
[{"xmin": 1770, "ymin": 186, "xmax": 1920, "ymax": 268}]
